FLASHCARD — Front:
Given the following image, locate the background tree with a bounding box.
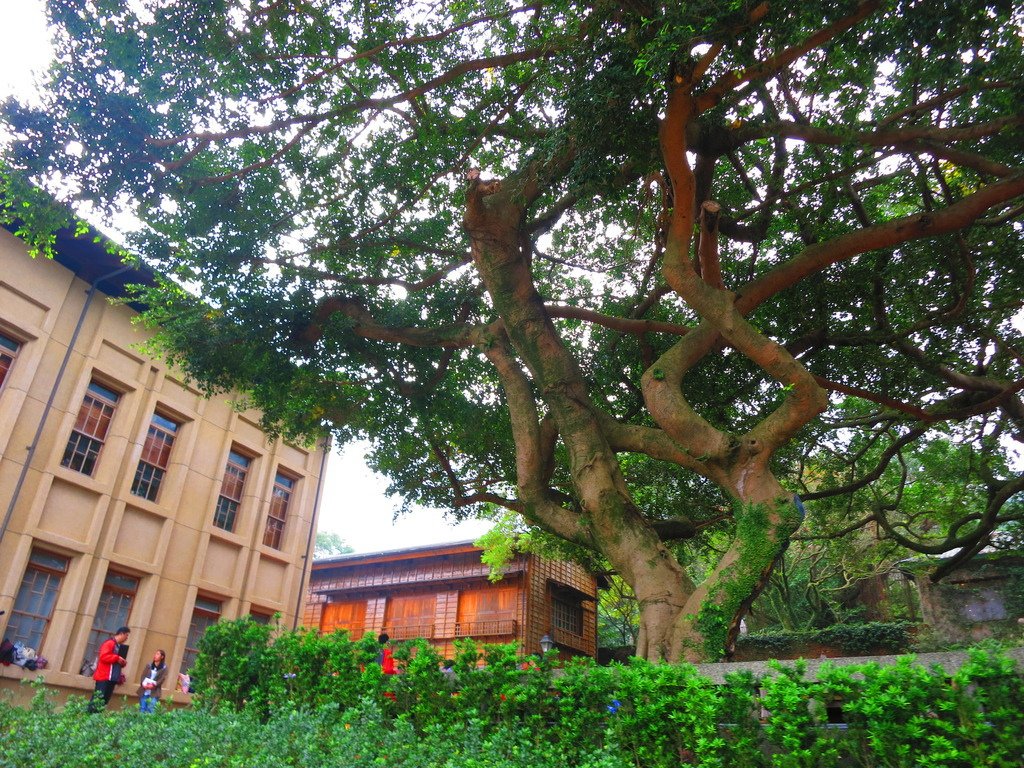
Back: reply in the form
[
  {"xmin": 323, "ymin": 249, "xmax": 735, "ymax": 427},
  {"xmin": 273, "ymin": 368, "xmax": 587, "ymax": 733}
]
[
  {"xmin": 751, "ymin": 536, "xmax": 908, "ymax": 632},
  {"xmin": 3, "ymin": 0, "xmax": 1023, "ymax": 661},
  {"xmin": 314, "ymin": 531, "xmax": 354, "ymax": 559},
  {"xmin": 597, "ymin": 574, "xmax": 642, "ymax": 650}
]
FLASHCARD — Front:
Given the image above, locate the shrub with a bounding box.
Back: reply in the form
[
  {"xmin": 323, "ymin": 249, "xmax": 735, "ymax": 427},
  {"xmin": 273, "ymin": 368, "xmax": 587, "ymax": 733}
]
[
  {"xmin": 736, "ymin": 621, "xmax": 916, "ymax": 659},
  {"xmin": 760, "ymin": 660, "xmax": 843, "ymax": 768},
  {"xmin": 3, "ymin": 631, "xmax": 1021, "ymax": 768}
]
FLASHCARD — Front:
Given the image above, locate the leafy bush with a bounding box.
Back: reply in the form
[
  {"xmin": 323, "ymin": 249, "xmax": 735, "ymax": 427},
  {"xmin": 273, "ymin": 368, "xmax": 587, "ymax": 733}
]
[
  {"xmin": 736, "ymin": 621, "xmax": 916, "ymax": 658},
  {"xmin": 814, "ymin": 622, "xmax": 916, "ymax": 655},
  {"xmin": 2, "ymin": 628, "xmax": 1022, "ymax": 768},
  {"xmin": 189, "ymin": 617, "xmax": 381, "ymax": 715}
]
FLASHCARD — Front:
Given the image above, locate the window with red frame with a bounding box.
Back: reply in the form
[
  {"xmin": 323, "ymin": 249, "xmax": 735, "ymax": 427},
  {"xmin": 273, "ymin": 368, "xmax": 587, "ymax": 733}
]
[
  {"xmin": 84, "ymin": 570, "xmax": 139, "ymax": 665},
  {"xmin": 262, "ymin": 471, "xmax": 295, "ymax": 549},
  {"xmin": 213, "ymin": 449, "xmax": 251, "ymax": 532},
  {"xmin": 0, "ymin": 332, "xmax": 20, "ymax": 391},
  {"xmin": 181, "ymin": 596, "xmax": 222, "ymax": 673},
  {"xmin": 6, "ymin": 550, "xmax": 70, "ymax": 649},
  {"xmin": 61, "ymin": 380, "xmax": 120, "ymax": 475},
  {"xmin": 131, "ymin": 412, "xmax": 179, "ymax": 501}
]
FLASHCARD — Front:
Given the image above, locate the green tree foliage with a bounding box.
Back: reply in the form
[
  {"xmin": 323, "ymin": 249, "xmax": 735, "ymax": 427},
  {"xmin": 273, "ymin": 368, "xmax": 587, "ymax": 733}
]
[
  {"xmin": 314, "ymin": 530, "xmax": 354, "ymax": 558},
  {"xmin": 3, "ymin": 0, "xmax": 1024, "ymax": 660},
  {"xmin": 751, "ymin": 535, "xmax": 908, "ymax": 632},
  {"xmin": 598, "ymin": 574, "xmax": 642, "ymax": 650}
]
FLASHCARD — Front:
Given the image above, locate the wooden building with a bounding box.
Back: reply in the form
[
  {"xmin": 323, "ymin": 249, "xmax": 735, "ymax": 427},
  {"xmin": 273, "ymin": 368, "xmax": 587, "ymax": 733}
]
[{"xmin": 303, "ymin": 540, "xmax": 598, "ymax": 660}]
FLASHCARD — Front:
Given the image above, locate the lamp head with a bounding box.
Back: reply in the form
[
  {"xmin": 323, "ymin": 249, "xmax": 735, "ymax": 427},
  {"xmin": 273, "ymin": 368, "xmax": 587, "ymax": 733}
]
[{"xmin": 539, "ymin": 633, "xmax": 555, "ymax": 654}]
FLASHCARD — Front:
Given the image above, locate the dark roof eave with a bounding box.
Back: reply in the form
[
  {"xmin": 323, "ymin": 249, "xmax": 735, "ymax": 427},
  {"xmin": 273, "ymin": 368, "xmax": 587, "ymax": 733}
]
[
  {"xmin": 311, "ymin": 562, "xmax": 526, "ymax": 596},
  {"xmin": 313, "ymin": 538, "xmax": 485, "ymax": 567},
  {"xmin": 4, "ymin": 218, "xmax": 158, "ymax": 310}
]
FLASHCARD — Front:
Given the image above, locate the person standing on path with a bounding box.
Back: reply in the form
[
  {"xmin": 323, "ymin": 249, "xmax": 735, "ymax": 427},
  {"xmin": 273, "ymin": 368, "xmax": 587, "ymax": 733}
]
[
  {"xmin": 377, "ymin": 632, "xmax": 397, "ymax": 675},
  {"xmin": 137, "ymin": 649, "xmax": 167, "ymax": 713},
  {"xmin": 377, "ymin": 632, "xmax": 398, "ymax": 702},
  {"xmin": 88, "ymin": 626, "xmax": 129, "ymax": 713}
]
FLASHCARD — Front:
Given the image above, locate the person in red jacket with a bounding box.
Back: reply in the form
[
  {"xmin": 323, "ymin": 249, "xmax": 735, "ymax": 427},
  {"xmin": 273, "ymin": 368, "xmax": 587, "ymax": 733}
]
[
  {"xmin": 377, "ymin": 633, "xmax": 397, "ymax": 675},
  {"xmin": 377, "ymin": 632, "xmax": 397, "ymax": 702},
  {"xmin": 87, "ymin": 626, "xmax": 130, "ymax": 713}
]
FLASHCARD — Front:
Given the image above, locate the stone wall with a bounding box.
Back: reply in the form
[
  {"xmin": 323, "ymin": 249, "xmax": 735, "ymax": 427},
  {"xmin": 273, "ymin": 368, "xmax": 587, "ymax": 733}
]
[{"xmin": 911, "ymin": 553, "xmax": 1024, "ymax": 644}]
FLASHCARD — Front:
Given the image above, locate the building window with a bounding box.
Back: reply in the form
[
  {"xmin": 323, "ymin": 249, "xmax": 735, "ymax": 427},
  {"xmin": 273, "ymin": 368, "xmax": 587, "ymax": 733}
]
[
  {"xmin": 262, "ymin": 471, "xmax": 295, "ymax": 549},
  {"xmin": 456, "ymin": 584, "xmax": 518, "ymax": 637},
  {"xmin": 383, "ymin": 593, "xmax": 436, "ymax": 640},
  {"xmin": 84, "ymin": 571, "xmax": 139, "ymax": 664},
  {"xmin": 213, "ymin": 449, "xmax": 251, "ymax": 532},
  {"xmin": 0, "ymin": 332, "xmax": 20, "ymax": 391},
  {"xmin": 181, "ymin": 597, "xmax": 222, "ymax": 673},
  {"xmin": 61, "ymin": 380, "xmax": 120, "ymax": 475},
  {"xmin": 130, "ymin": 412, "xmax": 179, "ymax": 501},
  {"xmin": 5, "ymin": 550, "xmax": 70, "ymax": 649},
  {"xmin": 552, "ymin": 595, "xmax": 583, "ymax": 636},
  {"xmin": 320, "ymin": 600, "xmax": 366, "ymax": 637}
]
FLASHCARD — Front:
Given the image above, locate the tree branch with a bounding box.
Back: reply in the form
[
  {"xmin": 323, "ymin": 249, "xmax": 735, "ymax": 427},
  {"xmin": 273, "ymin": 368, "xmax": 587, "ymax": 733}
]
[
  {"xmin": 738, "ymin": 172, "xmax": 1024, "ymax": 315},
  {"xmin": 547, "ymin": 304, "xmax": 690, "ymax": 337},
  {"xmin": 299, "ymin": 295, "xmax": 480, "ymax": 348},
  {"xmin": 696, "ymin": 1, "xmax": 880, "ymax": 113}
]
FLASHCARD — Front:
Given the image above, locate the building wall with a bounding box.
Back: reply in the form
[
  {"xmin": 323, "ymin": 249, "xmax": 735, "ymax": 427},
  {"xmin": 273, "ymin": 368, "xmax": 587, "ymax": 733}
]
[
  {"xmin": 525, "ymin": 554, "xmax": 598, "ymax": 659},
  {"xmin": 0, "ymin": 227, "xmax": 327, "ymax": 705},
  {"xmin": 912, "ymin": 554, "xmax": 1024, "ymax": 644},
  {"xmin": 306, "ymin": 543, "xmax": 598, "ymax": 661}
]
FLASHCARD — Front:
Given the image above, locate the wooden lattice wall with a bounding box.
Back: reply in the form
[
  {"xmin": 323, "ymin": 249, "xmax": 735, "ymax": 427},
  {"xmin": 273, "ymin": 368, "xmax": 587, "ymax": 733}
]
[{"xmin": 303, "ymin": 543, "xmax": 598, "ymax": 660}]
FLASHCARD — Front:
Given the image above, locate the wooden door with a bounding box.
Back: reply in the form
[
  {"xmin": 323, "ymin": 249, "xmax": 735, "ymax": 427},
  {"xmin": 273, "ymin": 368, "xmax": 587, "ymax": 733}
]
[
  {"xmin": 457, "ymin": 584, "xmax": 518, "ymax": 637},
  {"xmin": 320, "ymin": 600, "xmax": 367, "ymax": 637},
  {"xmin": 383, "ymin": 593, "xmax": 436, "ymax": 639}
]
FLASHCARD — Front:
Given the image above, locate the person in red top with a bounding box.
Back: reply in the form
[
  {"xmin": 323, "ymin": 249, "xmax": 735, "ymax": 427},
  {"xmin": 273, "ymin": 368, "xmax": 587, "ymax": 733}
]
[
  {"xmin": 377, "ymin": 632, "xmax": 397, "ymax": 702},
  {"xmin": 377, "ymin": 633, "xmax": 397, "ymax": 675},
  {"xmin": 87, "ymin": 626, "xmax": 130, "ymax": 713}
]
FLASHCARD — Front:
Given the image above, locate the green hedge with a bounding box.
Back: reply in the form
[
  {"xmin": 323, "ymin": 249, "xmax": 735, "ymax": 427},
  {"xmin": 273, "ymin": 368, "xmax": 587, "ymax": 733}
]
[
  {"xmin": 735, "ymin": 621, "xmax": 917, "ymax": 658},
  {"xmin": 1, "ymin": 621, "xmax": 1021, "ymax": 768}
]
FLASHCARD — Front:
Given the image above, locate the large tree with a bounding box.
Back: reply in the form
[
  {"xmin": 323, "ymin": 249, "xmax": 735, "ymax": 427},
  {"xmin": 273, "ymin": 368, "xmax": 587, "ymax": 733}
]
[{"xmin": 3, "ymin": 0, "xmax": 1023, "ymax": 661}]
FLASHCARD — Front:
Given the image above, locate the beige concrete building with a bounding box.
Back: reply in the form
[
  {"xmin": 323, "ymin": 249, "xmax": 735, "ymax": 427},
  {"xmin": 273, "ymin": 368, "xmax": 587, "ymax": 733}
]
[{"xmin": 0, "ymin": 223, "xmax": 328, "ymax": 704}]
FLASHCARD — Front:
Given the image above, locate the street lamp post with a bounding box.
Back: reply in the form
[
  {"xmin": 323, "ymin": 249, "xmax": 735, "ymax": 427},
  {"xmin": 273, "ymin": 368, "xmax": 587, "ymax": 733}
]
[{"xmin": 539, "ymin": 632, "xmax": 555, "ymax": 654}]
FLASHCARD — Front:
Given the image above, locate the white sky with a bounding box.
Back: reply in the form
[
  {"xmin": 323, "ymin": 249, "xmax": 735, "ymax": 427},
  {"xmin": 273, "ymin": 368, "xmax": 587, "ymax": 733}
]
[
  {"xmin": 1, "ymin": 0, "xmax": 493, "ymax": 553},
  {"xmin": 319, "ymin": 442, "xmax": 491, "ymax": 553}
]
